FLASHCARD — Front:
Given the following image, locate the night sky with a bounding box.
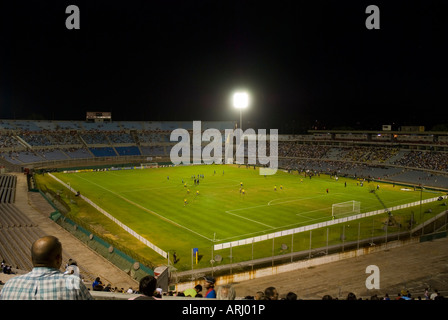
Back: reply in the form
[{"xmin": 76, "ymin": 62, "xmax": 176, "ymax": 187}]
[{"xmin": 0, "ymin": 0, "xmax": 446, "ymax": 132}]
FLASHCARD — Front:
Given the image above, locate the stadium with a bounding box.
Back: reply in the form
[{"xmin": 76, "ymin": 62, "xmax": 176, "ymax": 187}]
[
  {"xmin": 1, "ymin": 118, "xmax": 448, "ymax": 300},
  {"xmin": 1, "ymin": 0, "xmax": 447, "ymax": 309}
]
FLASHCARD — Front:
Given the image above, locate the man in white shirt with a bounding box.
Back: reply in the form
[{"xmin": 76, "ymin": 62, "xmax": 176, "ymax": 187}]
[{"xmin": 64, "ymin": 259, "xmax": 80, "ymax": 278}]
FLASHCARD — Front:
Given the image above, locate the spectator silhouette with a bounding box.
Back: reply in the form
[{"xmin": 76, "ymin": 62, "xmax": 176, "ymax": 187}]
[
  {"xmin": 284, "ymin": 292, "xmax": 298, "ymax": 300},
  {"xmin": 346, "ymin": 292, "xmax": 357, "ymax": 300},
  {"xmin": 264, "ymin": 287, "xmax": 279, "ymax": 300},
  {"xmin": 129, "ymin": 275, "xmax": 158, "ymax": 300}
]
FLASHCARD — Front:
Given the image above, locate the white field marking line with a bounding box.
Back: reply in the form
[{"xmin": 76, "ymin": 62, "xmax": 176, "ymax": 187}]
[
  {"xmin": 224, "ymin": 210, "xmax": 276, "ymax": 229},
  {"xmin": 267, "ymin": 193, "xmax": 344, "ymax": 206},
  {"xmin": 73, "ymin": 175, "xmax": 214, "ymax": 242},
  {"xmin": 296, "ymin": 208, "xmax": 330, "ymax": 219},
  {"xmin": 221, "ymin": 193, "xmax": 343, "ymax": 230}
]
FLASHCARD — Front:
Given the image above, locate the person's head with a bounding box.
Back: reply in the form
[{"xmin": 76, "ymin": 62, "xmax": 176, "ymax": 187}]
[
  {"xmin": 346, "ymin": 292, "xmax": 357, "ymax": 300},
  {"xmin": 139, "ymin": 275, "xmax": 157, "ymax": 297},
  {"xmin": 204, "ymin": 276, "xmax": 215, "ymax": 289},
  {"xmin": 285, "ymin": 292, "xmax": 297, "ymax": 300},
  {"xmin": 264, "ymin": 287, "xmax": 279, "ymax": 300},
  {"xmin": 254, "ymin": 291, "xmax": 265, "ymax": 300},
  {"xmin": 216, "ymin": 284, "xmax": 236, "ymax": 300},
  {"xmin": 31, "ymin": 236, "xmax": 63, "ymax": 269},
  {"xmin": 194, "ymin": 284, "xmax": 203, "ymax": 293},
  {"xmin": 69, "ymin": 260, "xmax": 77, "ymax": 266}
]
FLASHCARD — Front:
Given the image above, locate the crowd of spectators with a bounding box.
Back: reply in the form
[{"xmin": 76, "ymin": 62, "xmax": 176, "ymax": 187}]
[
  {"xmin": 137, "ymin": 131, "xmax": 170, "ymax": 143},
  {"xmin": 277, "ymin": 143, "xmax": 399, "ymax": 164},
  {"xmin": 1, "ymin": 261, "xmax": 15, "ymax": 275},
  {"xmin": 80, "ymin": 132, "xmax": 110, "ymax": 144},
  {"xmin": 278, "ymin": 142, "xmax": 330, "ymax": 159},
  {"xmin": 279, "ymin": 158, "xmax": 382, "ymax": 178},
  {"xmin": 393, "ymin": 151, "xmax": 448, "ymax": 172},
  {"xmin": 144, "ymin": 285, "xmax": 446, "ymax": 301},
  {"xmin": 0, "ymin": 134, "xmax": 22, "ymax": 149},
  {"xmin": 2, "ymin": 127, "xmax": 448, "ymax": 173},
  {"xmin": 339, "ymin": 146, "xmax": 399, "ymax": 163},
  {"xmin": 19, "ymin": 133, "xmax": 52, "ymax": 146},
  {"xmin": 278, "ymin": 143, "xmax": 448, "ymax": 174},
  {"xmin": 107, "ymin": 132, "xmax": 134, "ymax": 144}
]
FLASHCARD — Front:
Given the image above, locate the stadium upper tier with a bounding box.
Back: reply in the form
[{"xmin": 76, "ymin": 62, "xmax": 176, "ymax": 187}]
[
  {"xmin": 1, "ymin": 120, "xmax": 448, "ymax": 181},
  {"xmin": 0, "ymin": 119, "xmax": 235, "ymax": 132}
]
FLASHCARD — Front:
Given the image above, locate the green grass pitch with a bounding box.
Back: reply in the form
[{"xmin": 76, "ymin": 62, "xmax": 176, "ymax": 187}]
[{"xmin": 49, "ymin": 164, "xmax": 444, "ymax": 270}]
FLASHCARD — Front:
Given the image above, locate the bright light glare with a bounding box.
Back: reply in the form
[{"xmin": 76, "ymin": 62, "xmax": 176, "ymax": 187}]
[{"xmin": 233, "ymin": 92, "xmax": 249, "ymax": 109}]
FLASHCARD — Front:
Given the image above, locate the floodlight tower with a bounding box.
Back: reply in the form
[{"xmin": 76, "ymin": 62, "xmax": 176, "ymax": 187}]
[{"xmin": 232, "ymin": 91, "xmax": 249, "ymax": 131}]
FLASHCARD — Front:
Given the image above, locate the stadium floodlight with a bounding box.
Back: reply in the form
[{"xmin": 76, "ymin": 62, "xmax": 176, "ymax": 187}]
[{"xmin": 232, "ymin": 91, "xmax": 249, "ymax": 130}]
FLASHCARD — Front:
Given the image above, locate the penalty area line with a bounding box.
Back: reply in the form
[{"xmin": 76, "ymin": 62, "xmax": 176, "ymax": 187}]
[{"xmin": 224, "ymin": 210, "xmax": 275, "ymax": 229}]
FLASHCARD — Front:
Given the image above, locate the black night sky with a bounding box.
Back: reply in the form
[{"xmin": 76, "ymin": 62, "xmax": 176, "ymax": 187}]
[{"xmin": 0, "ymin": 0, "xmax": 446, "ymax": 133}]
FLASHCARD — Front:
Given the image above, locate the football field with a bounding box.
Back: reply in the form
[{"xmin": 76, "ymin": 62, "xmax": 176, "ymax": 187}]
[{"xmin": 49, "ymin": 164, "xmax": 444, "ymax": 269}]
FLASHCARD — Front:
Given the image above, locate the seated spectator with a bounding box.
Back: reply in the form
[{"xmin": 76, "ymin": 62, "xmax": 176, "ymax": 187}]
[
  {"xmin": 184, "ymin": 284, "xmax": 202, "ymax": 297},
  {"xmin": 0, "ymin": 236, "xmax": 92, "ymax": 300},
  {"xmin": 284, "ymin": 292, "xmax": 298, "ymax": 300},
  {"xmin": 430, "ymin": 289, "xmax": 439, "ymax": 300},
  {"xmin": 92, "ymin": 277, "xmax": 104, "ymax": 291},
  {"xmin": 216, "ymin": 284, "xmax": 236, "ymax": 300},
  {"xmin": 264, "ymin": 287, "xmax": 279, "ymax": 300},
  {"xmin": 434, "ymin": 292, "xmax": 445, "ymax": 300},
  {"xmin": 154, "ymin": 288, "xmax": 163, "ymax": 298},
  {"xmin": 346, "ymin": 292, "xmax": 357, "ymax": 300},
  {"xmin": 64, "ymin": 259, "xmax": 80, "ymax": 278},
  {"xmin": 129, "ymin": 275, "xmax": 158, "ymax": 300},
  {"xmin": 203, "ymin": 276, "xmax": 216, "ymax": 298},
  {"xmin": 254, "ymin": 291, "xmax": 265, "ymax": 300}
]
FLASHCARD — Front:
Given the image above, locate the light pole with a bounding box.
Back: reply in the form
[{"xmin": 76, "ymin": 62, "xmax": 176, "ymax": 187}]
[{"xmin": 232, "ymin": 91, "xmax": 249, "ymax": 130}]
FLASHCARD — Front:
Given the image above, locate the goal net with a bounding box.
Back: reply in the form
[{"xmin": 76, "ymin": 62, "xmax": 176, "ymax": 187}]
[{"xmin": 332, "ymin": 200, "xmax": 361, "ymax": 218}]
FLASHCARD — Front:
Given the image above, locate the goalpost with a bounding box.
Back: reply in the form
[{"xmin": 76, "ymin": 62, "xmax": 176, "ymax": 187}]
[{"xmin": 332, "ymin": 200, "xmax": 361, "ymax": 218}]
